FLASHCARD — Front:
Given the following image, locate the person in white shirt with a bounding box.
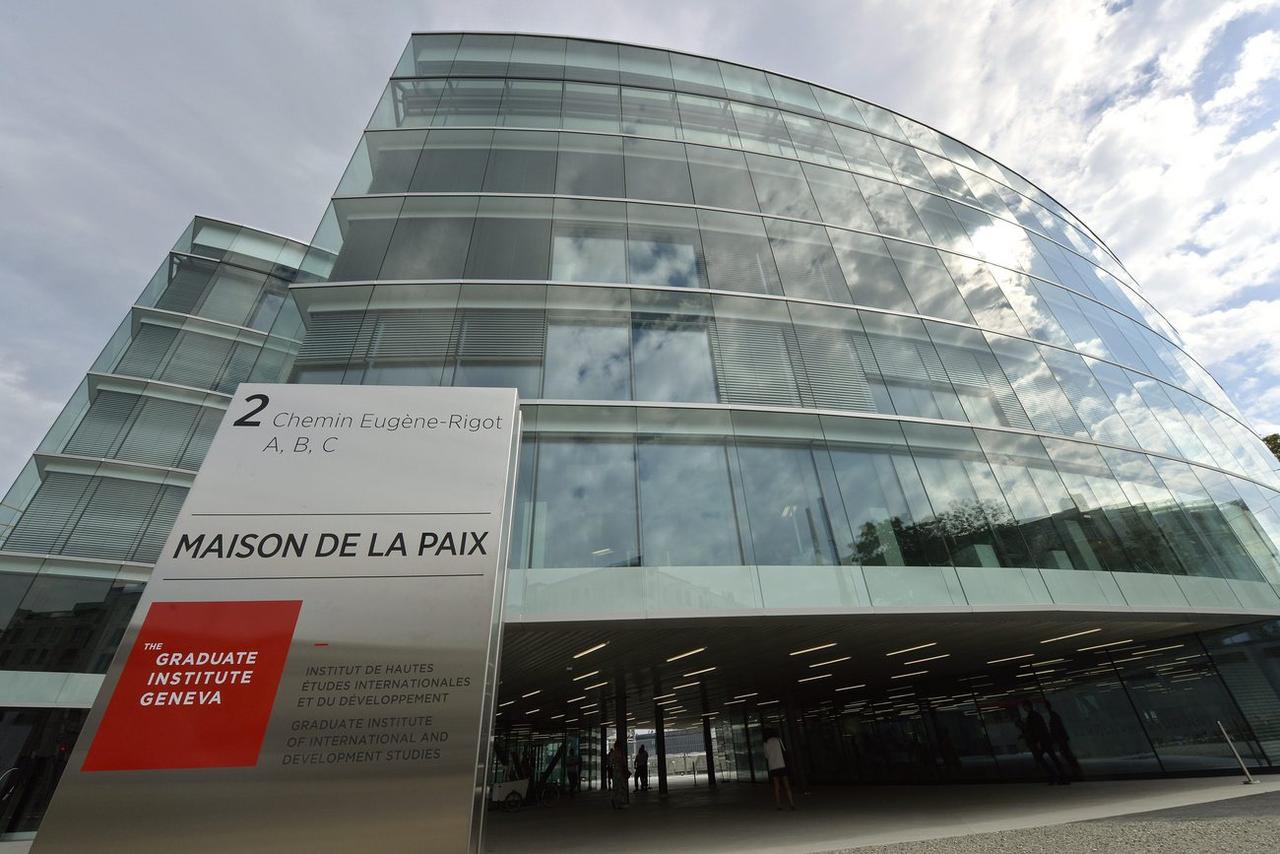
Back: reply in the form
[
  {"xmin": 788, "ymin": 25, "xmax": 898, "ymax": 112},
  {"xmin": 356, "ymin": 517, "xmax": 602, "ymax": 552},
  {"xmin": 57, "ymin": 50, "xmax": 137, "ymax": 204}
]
[{"xmin": 763, "ymin": 729, "xmax": 795, "ymax": 811}]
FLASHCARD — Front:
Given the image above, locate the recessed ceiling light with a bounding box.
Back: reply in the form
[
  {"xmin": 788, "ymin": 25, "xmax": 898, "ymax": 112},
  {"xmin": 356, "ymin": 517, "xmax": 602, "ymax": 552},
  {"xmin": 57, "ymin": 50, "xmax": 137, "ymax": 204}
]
[
  {"xmin": 789, "ymin": 643, "xmax": 837, "ymax": 656},
  {"xmin": 682, "ymin": 667, "xmax": 717, "ymax": 677},
  {"xmin": 886, "ymin": 642, "xmax": 937, "ymax": 657},
  {"xmin": 757, "ymin": 699, "xmax": 779, "ymax": 706},
  {"xmin": 904, "ymin": 653, "xmax": 950, "ymax": 665},
  {"xmin": 724, "ymin": 699, "xmax": 746, "ymax": 705},
  {"xmin": 522, "ymin": 690, "xmax": 541, "ymax": 698},
  {"xmin": 526, "ymin": 708, "xmax": 540, "ymax": 714},
  {"xmin": 798, "ymin": 673, "xmax": 832, "ymax": 683},
  {"xmin": 1029, "ymin": 658, "xmax": 1066, "ymax": 667},
  {"xmin": 550, "ymin": 714, "xmax": 565, "ymax": 720},
  {"xmin": 567, "ymin": 696, "xmax": 586, "ymax": 704},
  {"xmin": 810, "ymin": 656, "xmax": 851, "ymax": 668},
  {"xmin": 890, "ymin": 670, "xmax": 928, "ymax": 679},
  {"xmin": 580, "ymin": 702, "xmax": 598, "ymax": 709},
  {"xmin": 498, "ymin": 700, "xmax": 515, "ymax": 708},
  {"xmin": 585, "ymin": 682, "xmax": 608, "ymax": 691},
  {"xmin": 836, "ymin": 684, "xmax": 866, "ymax": 692},
  {"xmin": 986, "ymin": 653, "xmax": 1033, "ymax": 664},
  {"xmin": 573, "ymin": 642, "xmax": 608, "ymax": 659},
  {"xmin": 734, "ymin": 692, "xmax": 758, "ymax": 699},
  {"xmin": 673, "ymin": 681, "xmax": 699, "ymax": 690},
  {"xmin": 1040, "ymin": 628, "xmax": 1101, "ymax": 644},
  {"xmin": 571, "ymin": 670, "xmax": 600, "ymax": 682},
  {"xmin": 666, "ymin": 647, "xmax": 705, "ymax": 662}
]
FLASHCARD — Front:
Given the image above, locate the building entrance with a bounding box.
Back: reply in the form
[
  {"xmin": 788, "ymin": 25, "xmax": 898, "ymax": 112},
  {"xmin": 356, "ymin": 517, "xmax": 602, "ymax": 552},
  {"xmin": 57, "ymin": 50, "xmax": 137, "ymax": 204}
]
[{"xmin": 491, "ymin": 611, "xmax": 1280, "ymax": 799}]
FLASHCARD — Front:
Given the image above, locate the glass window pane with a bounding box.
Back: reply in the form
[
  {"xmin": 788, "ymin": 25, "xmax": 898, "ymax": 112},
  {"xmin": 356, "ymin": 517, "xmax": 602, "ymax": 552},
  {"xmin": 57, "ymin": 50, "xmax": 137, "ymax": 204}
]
[
  {"xmin": 764, "ymin": 219, "xmax": 849, "ymax": 303},
  {"xmin": 498, "ymin": 79, "xmax": 564, "ymax": 128},
  {"xmin": 397, "ymin": 34, "xmax": 461, "ymax": 77},
  {"xmin": 698, "ymin": 210, "xmax": 784, "ymax": 296},
  {"xmin": 370, "ymin": 80, "xmax": 445, "ymax": 129},
  {"xmin": 801, "ymin": 162, "xmax": 877, "ymax": 231},
  {"xmin": 719, "ymin": 63, "xmax": 776, "ymax": 106},
  {"xmin": 735, "ymin": 442, "xmax": 841, "ymax": 565},
  {"xmin": 939, "ymin": 253, "xmax": 1029, "ymax": 337},
  {"xmin": 627, "ymin": 203, "xmax": 706, "ymax": 287},
  {"xmin": 565, "ymin": 39, "xmax": 619, "ymax": 83},
  {"xmin": 676, "ymin": 93, "xmax": 740, "ymax": 147},
  {"xmin": 904, "ymin": 188, "xmax": 974, "ymax": 253},
  {"xmin": 621, "ymin": 87, "xmax": 681, "ymax": 138},
  {"xmin": 831, "ymin": 125, "xmax": 894, "ymax": 179},
  {"xmin": 813, "ymin": 88, "xmax": 868, "ymax": 128},
  {"xmin": 688, "ymin": 145, "xmax": 759, "ymax": 211},
  {"xmin": 855, "ymin": 175, "xmax": 930, "ymax": 241},
  {"xmin": 827, "ymin": 230, "xmax": 915, "ymax": 312},
  {"xmin": 730, "ymin": 102, "xmax": 795, "ymax": 157},
  {"xmin": 556, "ymin": 133, "xmax": 624, "ymax": 197},
  {"xmin": 984, "ymin": 334, "xmax": 1088, "ymax": 438},
  {"xmin": 410, "ymin": 129, "xmax": 492, "ymax": 192},
  {"xmin": 483, "ymin": 130, "xmax": 557, "ymax": 194},
  {"xmin": 619, "ymin": 45, "xmax": 673, "ymax": 88},
  {"xmin": 765, "ymin": 74, "xmax": 823, "ymax": 116},
  {"xmin": 1037, "ymin": 346, "xmax": 1135, "ymax": 447},
  {"xmin": 783, "ymin": 112, "xmax": 844, "ymax": 166},
  {"xmin": 925, "ymin": 321, "xmax": 1032, "ymax": 429},
  {"xmin": 745, "ymin": 153, "xmax": 819, "ymax": 219},
  {"xmin": 638, "ymin": 440, "xmax": 744, "ymax": 565},
  {"xmin": 342, "ymin": 131, "xmax": 425, "ymax": 195},
  {"xmin": 862, "ymin": 312, "xmax": 966, "ymax": 422},
  {"xmin": 450, "ymin": 34, "xmax": 513, "ymax": 75},
  {"xmin": 857, "ymin": 101, "xmax": 908, "ymax": 139},
  {"xmin": 325, "ymin": 197, "xmax": 404, "ymax": 282},
  {"xmin": 669, "ymin": 53, "xmax": 725, "ymax": 97},
  {"xmin": 431, "ymin": 79, "xmax": 504, "ymax": 126},
  {"xmin": 551, "ymin": 199, "xmax": 626, "ymax": 282},
  {"xmin": 884, "ymin": 240, "xmax": 974, "ymax": 323},
  {"xmin": 545, "ymin": 315, "xmax": 631, "ymax": 401},
  {"xmin": 631, "ymin": 291, "xmax": 718, "ymax": 402},
  {"xmin": 463, "ymin": 197, "xmax": 552, "ymax": 280},
  {"xmin": 562, "ymin": 82, "xmax": 621, "ymax": 132},
  {"xmin": 508, "ymin": 35, "xmax": 566, "ymax": 79},
  {"xmin": 623, "ymin": 138, "xmax": 694, "ymax": 204},
  {"xmin": 531, "ymin": 438, "xmax": 639, "ymax": 568},
  {"xmin": 380, "ymin": 196, "xmax": 478, "ymax": 280},
  {"xmin": 876, "ymin": 138, "xmax": 938, "ymax": 191}
]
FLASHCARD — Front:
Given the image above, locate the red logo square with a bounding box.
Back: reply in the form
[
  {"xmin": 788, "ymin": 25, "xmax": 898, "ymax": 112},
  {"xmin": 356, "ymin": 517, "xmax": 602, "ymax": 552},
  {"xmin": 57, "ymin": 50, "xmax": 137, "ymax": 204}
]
[{"xmin": 83, "ymin": 600, "xmax": 302, "ymax": 771}]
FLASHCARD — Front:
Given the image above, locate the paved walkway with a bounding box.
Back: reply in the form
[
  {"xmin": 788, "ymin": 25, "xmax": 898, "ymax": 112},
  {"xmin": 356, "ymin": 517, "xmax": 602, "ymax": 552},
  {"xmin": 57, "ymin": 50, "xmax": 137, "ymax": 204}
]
[{"xmin": 484, "ymin": 776, "xmax": 1274, "ymax": 854}]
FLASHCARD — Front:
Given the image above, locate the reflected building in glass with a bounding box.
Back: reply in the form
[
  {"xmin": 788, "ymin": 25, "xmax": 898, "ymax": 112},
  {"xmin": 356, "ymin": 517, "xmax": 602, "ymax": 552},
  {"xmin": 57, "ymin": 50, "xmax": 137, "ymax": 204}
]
[{"xmin": 5, "ymin": 33, "xmax": 1280, "ymax": 838}]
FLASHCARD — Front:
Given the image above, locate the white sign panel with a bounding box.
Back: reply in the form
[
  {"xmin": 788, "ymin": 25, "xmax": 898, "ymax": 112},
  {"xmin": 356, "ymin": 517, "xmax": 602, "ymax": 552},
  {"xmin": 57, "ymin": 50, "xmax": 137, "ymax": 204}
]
[{"xmin": 33, "ymin": 384, "xmax": 520, "ymax": 853}]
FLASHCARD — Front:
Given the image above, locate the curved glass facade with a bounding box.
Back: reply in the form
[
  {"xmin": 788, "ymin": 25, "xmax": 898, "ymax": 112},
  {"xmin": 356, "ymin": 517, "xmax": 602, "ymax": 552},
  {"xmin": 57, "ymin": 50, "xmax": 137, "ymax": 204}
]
[
  {"xmin": 290, "ymin": 34, "xmax": 1280, "ymax": 621},
  {"xmin": 4, "ymin": 32, "xmax": 1280, "ymax": 838}
]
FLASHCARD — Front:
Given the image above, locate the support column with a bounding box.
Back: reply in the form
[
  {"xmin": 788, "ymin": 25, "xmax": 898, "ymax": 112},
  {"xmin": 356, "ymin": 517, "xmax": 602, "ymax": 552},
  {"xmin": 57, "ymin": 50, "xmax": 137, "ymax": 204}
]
[
  {"xmin": 702, "ymin": 715, "xmax": 717, "ymax": 788},
  {"xmin": 655, "ymin": 703, "xmax": 669, "ymax": 797},
  {"xmin": 742, "ymin": 707, "xmax": 757, "ymax": 782},
  {"xmin": 599, "ymin": 725, "xmax": 608, "ymax": 791}
]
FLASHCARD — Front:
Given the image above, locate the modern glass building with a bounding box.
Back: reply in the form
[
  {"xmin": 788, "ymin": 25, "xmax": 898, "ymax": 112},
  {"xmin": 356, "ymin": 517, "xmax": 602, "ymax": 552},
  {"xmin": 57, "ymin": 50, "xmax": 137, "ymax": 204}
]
[{"xmin": 5, "ymin": 32, "xmax": 1280, "ymax": 838}]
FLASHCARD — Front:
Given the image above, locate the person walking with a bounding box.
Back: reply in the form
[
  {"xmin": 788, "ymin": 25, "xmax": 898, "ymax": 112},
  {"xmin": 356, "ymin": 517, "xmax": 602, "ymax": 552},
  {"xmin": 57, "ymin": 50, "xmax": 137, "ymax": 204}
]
[
  {"xmin": 1044, "ymin": 700, "xmax": 1081, "ymax": 780},
  {"xmin": 609, "ymin": 739, "xmax": 631, "ymax": 809},
  {"xmin": 634, "ymin": 744, "xmax": 649, "ymax": 792},
  {"xmin": 763, "ymin": 729, "xmax": 795, "ymax": 811},
  {"xmin": 1020, "ymin": 700, "xmax": 1066, "ymax": 785},
  {"xmin": 566, "ymin": 748, "xmax": 582, "ymax": 796}
]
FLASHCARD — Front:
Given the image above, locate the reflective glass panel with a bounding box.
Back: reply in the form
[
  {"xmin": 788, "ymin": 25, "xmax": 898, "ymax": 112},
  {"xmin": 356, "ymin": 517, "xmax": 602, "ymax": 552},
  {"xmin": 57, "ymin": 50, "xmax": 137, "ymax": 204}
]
[
  {"xmin": 745, "ymin": 153, "xmax": 820, "ymax": 220},
  {"xmin": 623, "ymin": 138, "xmax": 694, "ymax": 204},
  {"xmin": 687, "ymin": 146, "xmax": 759, "ymax": 211},
  {"xmin": 556, "ymin": 133, "xmax": 624, "ymax": 197},
  {"xmin": 530, "ymin": 438, "xmax": 639, "ymax": 568},
  {"xmin": 638, "ymin": 439, "xmax": 744, "ymax": 565},
  {"xmin": 698, "ymin": 210, "xmax": 784, "ymax": 296},
  {"xmin": 626, "ymin": 204, "xmax": 706, "ymax": 287}
]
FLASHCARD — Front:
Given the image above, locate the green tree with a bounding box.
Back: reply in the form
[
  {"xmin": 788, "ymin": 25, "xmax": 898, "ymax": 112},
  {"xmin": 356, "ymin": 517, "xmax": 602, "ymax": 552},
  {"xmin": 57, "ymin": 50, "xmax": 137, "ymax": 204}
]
[{"xmin": 1265, "ymin": 433, "xmax": 1280, "ymax": 462}]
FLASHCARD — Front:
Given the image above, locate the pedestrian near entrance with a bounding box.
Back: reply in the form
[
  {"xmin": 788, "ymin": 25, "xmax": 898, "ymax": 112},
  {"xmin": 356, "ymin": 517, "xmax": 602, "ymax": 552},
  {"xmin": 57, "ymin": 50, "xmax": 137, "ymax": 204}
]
[
  {"xmin": 609, "ymin": 739, "xmax": 631, "ymax": 809},
  {"xmin": 634, "ymin": 744, "xmax": 649, "ymax": 791},
  {"xmin": 1044, "ymin": 700, "xmax": 1081, "ymax": 780},
  {"xmin": 763, "ymin": 729, "xmax": 795, "ymax": 811},
  {"xmin": 566, "ymin": 749, "xmax": 582, "ymax": 795},
  {"xmin": 1020, "ymin": 700, "xmax": 1067, "ymax": 785}
]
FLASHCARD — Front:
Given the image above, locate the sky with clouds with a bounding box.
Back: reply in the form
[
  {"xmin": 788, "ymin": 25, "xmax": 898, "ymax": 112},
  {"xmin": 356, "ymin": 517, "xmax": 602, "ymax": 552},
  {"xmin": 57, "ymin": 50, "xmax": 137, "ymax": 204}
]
[{"xmin": 2, "ymin": 0, "xmax": 1279, "ymax": 489}]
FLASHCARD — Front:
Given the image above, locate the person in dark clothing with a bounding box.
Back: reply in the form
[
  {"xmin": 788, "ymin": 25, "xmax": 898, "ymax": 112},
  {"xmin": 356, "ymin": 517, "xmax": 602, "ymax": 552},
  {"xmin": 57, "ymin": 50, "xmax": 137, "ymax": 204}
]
[
  {"xmin": 566, "ymin": 749, "xmax": 582, "ymax": 795},
  {"xmin": 634, "ymin": 745, "xmax": 649, "ymax": 791},
  {"xmin": 1020, "ymin": 700, "xmax": 1067, "ymax": 785},
  {"xmin": 609, "ymin": 740, "xmax": 630, "ymax": 809},
  {"xmin": 1043, "ymin": 700, "xmax": 1081, "ymax": 779}
]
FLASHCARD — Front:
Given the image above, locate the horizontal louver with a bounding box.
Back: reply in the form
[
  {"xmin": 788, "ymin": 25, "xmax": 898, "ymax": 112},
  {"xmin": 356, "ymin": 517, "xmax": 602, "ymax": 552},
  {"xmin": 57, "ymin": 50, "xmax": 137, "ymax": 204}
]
[
  {"xmin": 117, "ymin": 397, "xmax": 200, "ymax": 468},
  {"xmin": 64, "ymin": 391, "xmax": 138, "ymax": 458},
  {"xmin": 115, "ymin": 325, "xmax": 178, "ymax": 379},
  {"xmin": 456, "ymin": 309, "xmax": 545, "ymax": 359},
  {"xmin": 2, "ymin": 473, "xmax": 95, "ymax": 555},
  {"xmin": 135, "ymin": 485, "xmax": 189, "ymax": 563},
  {"xmin": 367, "ymin": 310, "xmax": 457, "ymax": 360},
  {"xmin": 61, "ymin": 478, "xmax": 163, "ymax": 562},
  {"xmin": 178, "ymin": 407, "xmax": 225, "ymax": 470},
  {"xmin": 710, "ymin": 318, "xmax": 803, "ymax": 407},
  {"xmin": 160, "ymin": 334, "xmax": 231, "ymax": 390},
  {"xmin": 298, "ymin": 311, "xmax": 367, "ymax": 363},
  {"xmin": 793, "ymin": 326, "xmax": 875, "ymax": 412}
]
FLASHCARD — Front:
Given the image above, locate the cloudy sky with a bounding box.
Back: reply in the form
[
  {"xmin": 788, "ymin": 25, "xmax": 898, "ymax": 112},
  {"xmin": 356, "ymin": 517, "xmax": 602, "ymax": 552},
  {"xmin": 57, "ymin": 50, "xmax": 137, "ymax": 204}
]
[{"xmin": 2, "ymin": 0, "xmax": 1279, "ymax": 488}]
